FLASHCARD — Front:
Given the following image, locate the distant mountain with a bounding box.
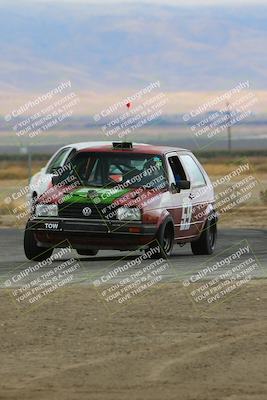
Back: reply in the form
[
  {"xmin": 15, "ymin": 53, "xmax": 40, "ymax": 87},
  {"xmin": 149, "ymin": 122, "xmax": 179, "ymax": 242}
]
[
  {"xmin": 0, "ymin": 2, "xmax": 267, "ymax": 92},
  {"xmin": 1, "ymin": 113, "xmax": 267, "ymax": 132}
]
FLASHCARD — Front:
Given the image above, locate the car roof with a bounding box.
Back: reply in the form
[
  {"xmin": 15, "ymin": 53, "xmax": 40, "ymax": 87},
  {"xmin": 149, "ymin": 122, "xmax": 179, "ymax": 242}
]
[
  {"xmin": 62, "ymin": 141, "xmax": 149, "ymax": 150},
  {"xmin": 63, "ymin": 141, "xmax": 188, "ymax": 155}
]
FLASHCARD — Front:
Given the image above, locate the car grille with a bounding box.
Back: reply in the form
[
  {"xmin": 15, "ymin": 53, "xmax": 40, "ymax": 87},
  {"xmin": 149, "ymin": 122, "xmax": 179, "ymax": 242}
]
[{"xmin": 58, "ymin": 203, "xmax": 117, "ymax": 220}]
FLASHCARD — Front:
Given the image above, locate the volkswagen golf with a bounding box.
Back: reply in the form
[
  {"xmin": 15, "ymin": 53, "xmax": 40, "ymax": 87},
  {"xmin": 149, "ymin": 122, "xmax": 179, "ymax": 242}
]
[{"xmin": 24, "ymin": 142, "xmax": 218, "ymax": 260}]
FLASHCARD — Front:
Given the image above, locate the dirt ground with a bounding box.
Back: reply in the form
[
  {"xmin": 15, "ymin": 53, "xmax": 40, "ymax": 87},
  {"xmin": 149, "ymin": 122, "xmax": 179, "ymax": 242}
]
[{"xmin": 0, "ymin": 280, "xmax": 267, "ymax": 400}]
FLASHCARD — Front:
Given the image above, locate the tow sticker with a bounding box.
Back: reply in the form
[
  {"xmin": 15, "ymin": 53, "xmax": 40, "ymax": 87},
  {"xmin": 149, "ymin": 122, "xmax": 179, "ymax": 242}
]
[{"xmin": 45, "ymin": 222, "xmax": 59, "ymax": 230}]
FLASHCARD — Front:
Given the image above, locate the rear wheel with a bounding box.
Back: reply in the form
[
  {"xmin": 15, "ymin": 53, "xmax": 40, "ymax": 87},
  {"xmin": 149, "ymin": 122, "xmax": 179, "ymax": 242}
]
[
  {"xmin": 77, "ymin": 249, "xmax": 98, "ymax": 256},
  {"xmin": 191, "ymin": 217, "xmax": 217, "ymax": 255},
  {"xmin": 24, "ymin": 224, "xmax": 53, "ymax": 261}
]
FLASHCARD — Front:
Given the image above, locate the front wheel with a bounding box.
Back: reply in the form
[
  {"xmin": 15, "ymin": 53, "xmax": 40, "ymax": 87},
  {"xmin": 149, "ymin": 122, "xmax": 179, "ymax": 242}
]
[
  {"xmin": 191, "ymin": 217, "xmax": 217, "ymax": 255},
  {"xmin": 146, "ymin": 217, "xmax": 174, "ymax": 258},
  {"xmin": 24, "ymin": 224, "xmax": 53, "ymax": 261}
]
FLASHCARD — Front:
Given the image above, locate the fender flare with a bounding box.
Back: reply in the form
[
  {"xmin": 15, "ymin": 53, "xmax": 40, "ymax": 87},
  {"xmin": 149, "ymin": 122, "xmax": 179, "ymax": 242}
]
[
  {"xmin": 200, "ymin": 203, "xmax": 218, "ymax": 231},
  {"xmin": 156, "ymin": 212, "xmax": 175, "ymax": 237}
]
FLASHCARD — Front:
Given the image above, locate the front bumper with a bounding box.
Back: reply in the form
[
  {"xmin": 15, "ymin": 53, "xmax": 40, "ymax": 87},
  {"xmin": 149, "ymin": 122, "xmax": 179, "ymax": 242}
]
[{"xmin": 27, "ymin": 218, "xmax": 157, "ymax": 250}]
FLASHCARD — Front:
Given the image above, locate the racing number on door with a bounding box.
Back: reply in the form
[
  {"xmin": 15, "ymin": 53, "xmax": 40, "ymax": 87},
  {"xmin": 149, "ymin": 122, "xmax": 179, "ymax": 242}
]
[{"xmin": 180, "ymin": 201, "xmax": 192, "ymax": 230}]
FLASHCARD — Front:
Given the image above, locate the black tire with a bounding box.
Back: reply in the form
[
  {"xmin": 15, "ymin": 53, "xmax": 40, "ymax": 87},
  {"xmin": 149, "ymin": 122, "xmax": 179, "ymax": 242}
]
[
  {"xmin": 30, "ymin": 192, "xmax": 38, "ymax": 214},
  {"xmin": 77, "ymin": 249, "xmax": 98, "ymax": 256},
  {"xmin": 147, "ymin": 217, "xmax": 174, "ymax": 258},
  {"xmin": 191, "ymin": 216, "xmax": 217, "ymax": 255},
  {"xmin": 24, "ymin": 225, "xmax": 53, "ymax": 261}
]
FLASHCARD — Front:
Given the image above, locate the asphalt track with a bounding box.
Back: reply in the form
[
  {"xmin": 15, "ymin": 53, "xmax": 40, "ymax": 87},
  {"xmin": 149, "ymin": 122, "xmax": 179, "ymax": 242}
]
[{"xmin": 0, "ymin": 228, "xmax": 266, "ymax": 289}]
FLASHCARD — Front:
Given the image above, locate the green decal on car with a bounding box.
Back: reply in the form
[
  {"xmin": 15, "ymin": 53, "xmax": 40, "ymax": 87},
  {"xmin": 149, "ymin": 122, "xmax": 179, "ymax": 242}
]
[{"xmin": 62, "ymin": 187, "xmax": 131, "ymax": 205}]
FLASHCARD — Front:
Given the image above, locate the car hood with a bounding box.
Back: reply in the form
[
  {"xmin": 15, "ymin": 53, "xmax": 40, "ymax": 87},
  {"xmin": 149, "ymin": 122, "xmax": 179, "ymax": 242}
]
[{"xmin": 38, "ymin": 185, "xmax": 165, "ymax": 209}]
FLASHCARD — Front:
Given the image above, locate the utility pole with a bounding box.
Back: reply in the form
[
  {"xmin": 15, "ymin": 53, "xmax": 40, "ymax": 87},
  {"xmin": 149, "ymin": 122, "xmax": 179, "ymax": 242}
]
[
  {"xmin": 18, "ymin": 142, "xmax": 32, "ymax": 184},
  {"xmin": 226, "ymin": 102, "xmax": 232, "ymax": 152}
]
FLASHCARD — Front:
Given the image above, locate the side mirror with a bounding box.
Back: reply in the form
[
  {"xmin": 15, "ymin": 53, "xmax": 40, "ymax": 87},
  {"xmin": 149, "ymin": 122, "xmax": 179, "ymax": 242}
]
[
  {"xmin": 178, "ymin": 180, "xmax": 191, "ymax": 190},
  {"xmin": 170, "ymin": 180, "xmax": 190, "ymax": 193}
]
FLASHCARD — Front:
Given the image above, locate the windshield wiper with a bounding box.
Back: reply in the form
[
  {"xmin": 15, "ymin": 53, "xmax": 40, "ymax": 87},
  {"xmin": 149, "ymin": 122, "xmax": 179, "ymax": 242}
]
[{"xmin": 84, "ymin": 183, "xmax": 104, "ymax": 188}]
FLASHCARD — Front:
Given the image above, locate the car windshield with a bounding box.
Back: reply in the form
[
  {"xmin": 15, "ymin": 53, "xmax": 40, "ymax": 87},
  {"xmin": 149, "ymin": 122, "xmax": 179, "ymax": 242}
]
[{"xmin": 66, "ymin": 152, "xmax": 168, "ymax": 189}]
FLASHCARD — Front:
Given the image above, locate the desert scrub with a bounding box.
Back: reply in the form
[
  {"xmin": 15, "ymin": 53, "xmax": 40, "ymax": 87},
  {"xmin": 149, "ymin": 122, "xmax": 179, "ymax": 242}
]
[{"xmin": 260, "ymin": 190, "xmax": 267, "ymax": 204}]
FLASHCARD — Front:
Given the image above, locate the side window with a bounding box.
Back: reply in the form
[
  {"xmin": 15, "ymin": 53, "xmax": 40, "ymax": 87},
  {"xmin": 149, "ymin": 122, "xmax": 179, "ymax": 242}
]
[
  {"xmin": 168, "ymin": 156, "xmax": 187, "ymax": 185},
  {"xmin": 65, "ymin": 148, "xmax": 77, "ymax": 165},
  {"xmin": 46, "ymin": 148, "xmax": 71, "ymax": 174},
  {"xmin": 180, "ymin": 155, "xmax": 206, "ymax": 187}
]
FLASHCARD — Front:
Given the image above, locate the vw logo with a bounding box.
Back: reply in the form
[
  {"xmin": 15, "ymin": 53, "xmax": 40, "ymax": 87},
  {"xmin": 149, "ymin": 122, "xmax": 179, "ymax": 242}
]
[{"xmin": 82, "ymin": 207, "xmax": 92, "ymax": 217}]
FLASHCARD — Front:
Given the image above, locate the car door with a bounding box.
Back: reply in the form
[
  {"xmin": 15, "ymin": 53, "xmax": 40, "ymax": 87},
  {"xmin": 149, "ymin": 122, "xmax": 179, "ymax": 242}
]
[
  {"xmin": 165, "ymin": 152, "xmax": 196, "ymax": 239},
  {"xmin": 179, "ymin": 153, "xmax": 209, "ymax": 236}
]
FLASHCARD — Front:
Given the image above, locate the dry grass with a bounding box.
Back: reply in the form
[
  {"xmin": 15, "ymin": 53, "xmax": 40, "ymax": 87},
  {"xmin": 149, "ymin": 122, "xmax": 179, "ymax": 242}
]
[
  {"xmin": 203, "ymin": 156, "xmax": 267, "ymax": 176},
  {"xmin": 0, "ymin": 161, "xmax": 45, "ymax": 180}
]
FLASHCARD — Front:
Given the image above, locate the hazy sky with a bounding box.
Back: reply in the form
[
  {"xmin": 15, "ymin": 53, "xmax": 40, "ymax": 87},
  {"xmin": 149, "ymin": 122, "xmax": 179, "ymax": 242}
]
[
  {"xmin": 2, "ymin": 0, "xmax": 267, "ymax": 4},
  {"xmin": 43, "ymin": 0, "xmax": 267, "ymax": 4},
  {"xmin": 0, "ymin": 0, "xmax": 266, "ymax": 116}
]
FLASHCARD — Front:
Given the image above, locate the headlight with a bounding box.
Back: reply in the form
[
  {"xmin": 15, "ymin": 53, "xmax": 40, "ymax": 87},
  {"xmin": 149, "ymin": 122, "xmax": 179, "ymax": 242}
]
[
  {"xmin": 35, "ymin": 204, "xmax": 58, "ymax": 217},
  {"xmin": 117, "ymin": 207, "xmax": 141, "ymax": 221}
]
